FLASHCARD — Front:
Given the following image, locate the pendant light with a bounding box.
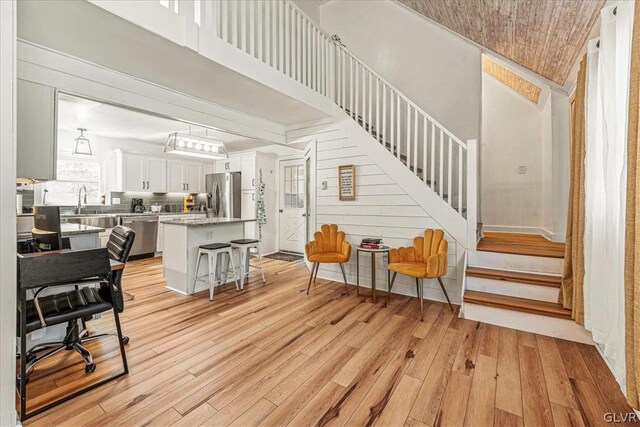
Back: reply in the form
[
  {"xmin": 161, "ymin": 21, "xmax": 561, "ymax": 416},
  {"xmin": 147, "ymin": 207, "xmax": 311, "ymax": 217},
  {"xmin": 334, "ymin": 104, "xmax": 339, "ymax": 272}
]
[
  {"xmin": 165, "ymin": 127, "xmax": 228, "ymax": 160},
  {"xmin": 72, "ymin": 128, "xmax": 92, "ymax": 156}
]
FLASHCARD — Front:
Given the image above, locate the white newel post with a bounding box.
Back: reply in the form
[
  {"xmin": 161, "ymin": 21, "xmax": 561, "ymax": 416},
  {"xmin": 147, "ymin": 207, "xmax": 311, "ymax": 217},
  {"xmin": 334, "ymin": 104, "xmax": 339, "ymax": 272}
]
[{"xmin": 466, "ymin": 139, "xmax": 478, "ymax": 250}]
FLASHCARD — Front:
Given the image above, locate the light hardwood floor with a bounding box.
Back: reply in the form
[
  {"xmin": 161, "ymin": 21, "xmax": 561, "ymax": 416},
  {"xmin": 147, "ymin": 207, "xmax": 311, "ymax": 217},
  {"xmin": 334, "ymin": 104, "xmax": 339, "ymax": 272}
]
[{"xmin": 24, "ymin": 257, "xmax": 633, "ymax": 426}]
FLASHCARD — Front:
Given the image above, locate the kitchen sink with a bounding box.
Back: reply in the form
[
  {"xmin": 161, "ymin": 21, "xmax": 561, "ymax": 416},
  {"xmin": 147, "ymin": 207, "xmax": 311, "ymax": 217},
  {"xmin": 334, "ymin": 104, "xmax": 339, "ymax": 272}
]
[{"xmin": 63, "ymin": 214, "xmax": 118, "ymax": 229}]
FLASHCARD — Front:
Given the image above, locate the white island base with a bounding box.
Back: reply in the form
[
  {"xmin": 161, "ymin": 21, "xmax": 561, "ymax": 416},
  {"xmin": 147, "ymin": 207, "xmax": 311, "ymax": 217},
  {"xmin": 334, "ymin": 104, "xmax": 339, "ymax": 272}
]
[{"xmin": 162, "ymin": 218, "xmax": 256, "ymax": 295}]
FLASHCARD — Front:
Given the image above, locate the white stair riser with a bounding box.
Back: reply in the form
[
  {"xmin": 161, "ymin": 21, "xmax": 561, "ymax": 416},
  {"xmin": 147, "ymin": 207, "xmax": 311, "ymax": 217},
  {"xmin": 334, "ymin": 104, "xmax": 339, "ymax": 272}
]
[
  {"xmin": 466, "ymin": 276, "xmax": 560, "ymax": 303},
  {"xmin": 468, "ymin": 250, "xmax": 563, "ymax": 274},
  {"xmin": 462, "ymin": 302, "xmax": 593, "ymax": 344}
]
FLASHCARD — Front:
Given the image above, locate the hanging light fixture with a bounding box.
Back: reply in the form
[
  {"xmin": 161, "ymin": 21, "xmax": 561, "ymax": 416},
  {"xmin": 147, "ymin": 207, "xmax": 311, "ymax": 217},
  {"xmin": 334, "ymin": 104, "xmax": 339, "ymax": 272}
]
[
  {"xmin": 72, "ymin": 128, "xmax": 92, "ymax": 156},
  {"xmin": 165, "ymin": 130, "xmax": 228, "ymax": 160}
]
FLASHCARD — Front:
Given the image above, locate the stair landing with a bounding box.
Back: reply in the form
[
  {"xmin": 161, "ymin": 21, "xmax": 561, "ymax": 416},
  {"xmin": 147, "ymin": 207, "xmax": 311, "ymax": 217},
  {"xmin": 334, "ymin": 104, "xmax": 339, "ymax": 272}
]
[{"xmin": 477, "ymin": 231, "xmax": 565, "ymax": 258}]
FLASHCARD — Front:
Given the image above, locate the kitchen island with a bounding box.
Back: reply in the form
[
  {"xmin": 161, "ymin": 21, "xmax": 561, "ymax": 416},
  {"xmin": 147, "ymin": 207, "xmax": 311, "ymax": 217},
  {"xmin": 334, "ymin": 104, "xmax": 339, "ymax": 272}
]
[{"xmin": 162, "ymin": 217, "xmax": 256, "ymax": 295}]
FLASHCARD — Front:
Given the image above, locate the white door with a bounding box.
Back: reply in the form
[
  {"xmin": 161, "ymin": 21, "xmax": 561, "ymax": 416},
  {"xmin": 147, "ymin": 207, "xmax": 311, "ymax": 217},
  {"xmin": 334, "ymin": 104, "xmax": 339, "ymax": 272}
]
[
  {"xmin": 167, "ymin": 160, "xmax": 184, "ymax": 192},
  {"xmin": 146, "ymin": 158, "xmax": 167, "ymax": 192},
  {"xmin": 279, "ymin": 159, "xmax": 305, "ymax": 253},
  {"xmin": 185, "ymin": 162, "xmax": 202, "ymax": 193}
]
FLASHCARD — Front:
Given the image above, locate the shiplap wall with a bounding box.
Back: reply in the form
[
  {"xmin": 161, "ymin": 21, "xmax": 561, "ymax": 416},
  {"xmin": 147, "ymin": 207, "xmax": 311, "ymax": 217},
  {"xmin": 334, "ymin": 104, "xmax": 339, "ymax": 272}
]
[{"xmin": 290, "ymin": 118, "xmax": 464, "ymax": 304}]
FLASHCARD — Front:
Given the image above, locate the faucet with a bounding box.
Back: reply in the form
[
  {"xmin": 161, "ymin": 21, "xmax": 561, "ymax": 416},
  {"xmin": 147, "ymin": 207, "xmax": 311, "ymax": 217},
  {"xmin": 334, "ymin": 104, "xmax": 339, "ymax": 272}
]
[{"xmin": 76, "ymin": 185, "xmax": 87, "ymax": 214}]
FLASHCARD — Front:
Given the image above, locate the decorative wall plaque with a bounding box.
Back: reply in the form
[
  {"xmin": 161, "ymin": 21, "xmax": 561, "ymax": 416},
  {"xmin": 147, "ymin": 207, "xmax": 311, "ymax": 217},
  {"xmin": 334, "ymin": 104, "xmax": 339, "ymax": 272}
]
[{"xmin": 338, "ymin": 164, "xmax": 355, "ymax": 201}]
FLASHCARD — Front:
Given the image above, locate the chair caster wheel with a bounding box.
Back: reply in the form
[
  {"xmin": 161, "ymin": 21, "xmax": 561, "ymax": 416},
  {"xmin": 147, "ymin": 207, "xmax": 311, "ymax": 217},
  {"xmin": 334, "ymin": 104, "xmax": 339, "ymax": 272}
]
[
  {"xmin": 85, "ymin": 363, "xmax": 96, "ymax": 373},
  {"xmin": 121, "ymin": 336, "xmax": 130, "ymax": 345}
]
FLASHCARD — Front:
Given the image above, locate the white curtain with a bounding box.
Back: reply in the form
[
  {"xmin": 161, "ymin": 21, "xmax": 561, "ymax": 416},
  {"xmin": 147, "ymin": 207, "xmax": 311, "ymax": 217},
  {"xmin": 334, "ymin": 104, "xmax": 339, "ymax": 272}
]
[{"xmin": 583, "ymin": 1, "xmax": 634, "ymax": 387}]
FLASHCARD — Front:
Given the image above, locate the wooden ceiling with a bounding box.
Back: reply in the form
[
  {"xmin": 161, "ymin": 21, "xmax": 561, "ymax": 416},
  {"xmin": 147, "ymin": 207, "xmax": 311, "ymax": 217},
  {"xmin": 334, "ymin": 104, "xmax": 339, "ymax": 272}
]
[
  {"xmin": 397, "ymin": 0, "xmax": 605, "ymax": 85},
  {"xmin": 482, "ymin": 56, "xmax": 541, "ymax": 104}
]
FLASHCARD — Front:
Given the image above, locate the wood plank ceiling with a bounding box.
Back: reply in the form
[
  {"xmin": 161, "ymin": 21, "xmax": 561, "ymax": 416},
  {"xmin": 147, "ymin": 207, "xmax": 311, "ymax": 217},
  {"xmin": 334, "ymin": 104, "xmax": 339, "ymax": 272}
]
[
  {"xmin": 397, "ymin": 0, "xmax": 605, "ymax": 85},
  {"xmin": 482, "ymin": 56, "xmax": 542, "ymax": 104}
]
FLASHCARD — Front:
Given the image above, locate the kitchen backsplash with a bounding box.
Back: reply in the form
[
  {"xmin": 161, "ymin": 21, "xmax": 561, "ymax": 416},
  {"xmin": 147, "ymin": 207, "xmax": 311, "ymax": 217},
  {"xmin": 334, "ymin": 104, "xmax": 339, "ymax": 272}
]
[{"xmin": 102, "ymin": 192, "xmax": 208, "ymax": 213}]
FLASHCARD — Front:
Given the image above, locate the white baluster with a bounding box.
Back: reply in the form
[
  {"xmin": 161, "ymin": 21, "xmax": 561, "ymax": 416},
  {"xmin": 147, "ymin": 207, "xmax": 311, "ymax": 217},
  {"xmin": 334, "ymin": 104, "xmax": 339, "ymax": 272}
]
[
  {"xmin": 406, "ymin": 105, "xmax": 411, "ymax": 167},
  {"xmin": 249, "ymin": 0, "xmax": 255, "ymax": 56},
  {"xmin": 447, "ymin": 137, "xmax": 452, "ymax": 205},
  {"xmin": 240, "ymin": 0, "xmax": 247, "ymax": 52},
  {"xmin": 296, "ymin": 13, "xmax": 301, "ymax": 81},
  {"xmin": 257, "ymin": 1, "xmax": 262, "ymax": 60},
  {"xmin": 361, "ymin": 67, "xmax": 365, "ymax": 130},
  {"xmin": 221, "ymin": 0, "xmax": 228, "ymax": 42},
  {"xmin": 467, "ymin": 139, "xmax": 478, "ymax": 247},
  {"xmin": 265, "ymin": 1, "xmax": 271, "ymax": 65},
  {"xmin": 368, "ymin": 71, "xmax": 372, "ymax": 133},
  {"xmin": 376, "ymin": 78, "xmax": 380, "ymax": 143},
  {"xmin": 272, "ymin": 0, "xmax": 277, "ymax": 68},
  {"xmin": 390, "ymin": 92, "xmax": 395, "ymax": 155},
  {"xmin": 382, "ymin": 85, "xmax": 387, "ymax": 148},
  {"xmin": 349, "ymin": 56, "xmax": 354, "ymax": 116},
  {"xmin": 413, "ymin": 108, "xmax": 418, "ymax": 174},
  {"xmin": 284, "ymin": 3, "xmax": 289, "ymax": 76},
  {"xmin": 439, "ymin": 129, "xmax": 444, "ymax": 198},
  {"xmin": 279, "ymin": 1, "xmax": 284, "ymax": 72},
  {"xmin": 396, "ymin": 96, "xmax": 401, "ymax": 160},
  {"xmin": 458, "ymin": 144, "xmax": 463, "ymax": 215},
  {"xmin": 354, "ymin": 62, "xmax": 359, "ymax": 121},
  {"xmin": 231, "ymin": 0, "xmax": 238, "ymax": 48},
  {"xmin": 423, "ymin": 116, "xmax": 428, "ymax": 184},
  {"xmin": 430, "ymin": 122, "xmax": 435, "ymax": 190}
]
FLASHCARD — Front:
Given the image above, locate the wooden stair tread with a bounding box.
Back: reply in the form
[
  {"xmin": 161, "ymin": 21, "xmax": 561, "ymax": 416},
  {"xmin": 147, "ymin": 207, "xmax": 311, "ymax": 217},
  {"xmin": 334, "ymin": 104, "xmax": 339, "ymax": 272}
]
[
  {"xmin": 466, "ymin": 267, "xmax": 561, "ymax": 288},
  {"xmin": 463, "ymin": 290, "xmax": 572, "ymax": 319},
  {"xmin": 477, "ymin": 232, "xmax": 565, "ymax": 259}
]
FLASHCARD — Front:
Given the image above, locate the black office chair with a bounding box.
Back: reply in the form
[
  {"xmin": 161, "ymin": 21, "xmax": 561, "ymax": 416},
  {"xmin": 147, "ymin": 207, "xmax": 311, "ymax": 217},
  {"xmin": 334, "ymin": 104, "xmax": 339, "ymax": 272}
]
[
  {"xmin": 17, "ymin": 248, "xmax": 129, "ymax": 420},
  {"xmin": 82, "ymin": 226, "xmax": 135, "ymax": 345}
]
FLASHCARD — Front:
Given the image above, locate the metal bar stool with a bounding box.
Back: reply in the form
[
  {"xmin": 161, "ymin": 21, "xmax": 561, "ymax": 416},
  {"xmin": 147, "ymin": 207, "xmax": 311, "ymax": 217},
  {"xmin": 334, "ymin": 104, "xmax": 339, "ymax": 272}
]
[
  {"xmin": 231, "ymin": 239, "xmax": 266, "ymax": 289},
  {"xmin": 194, "ymin": 243, "xmax": 239, "ymax": 300}
]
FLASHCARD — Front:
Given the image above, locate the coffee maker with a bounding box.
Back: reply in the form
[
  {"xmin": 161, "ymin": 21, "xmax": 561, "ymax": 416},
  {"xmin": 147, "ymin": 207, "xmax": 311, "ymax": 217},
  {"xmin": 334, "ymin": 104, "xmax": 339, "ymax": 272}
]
[{"xmin": 130, "ymin": 198, "xmax": 145, "ymax": 213}]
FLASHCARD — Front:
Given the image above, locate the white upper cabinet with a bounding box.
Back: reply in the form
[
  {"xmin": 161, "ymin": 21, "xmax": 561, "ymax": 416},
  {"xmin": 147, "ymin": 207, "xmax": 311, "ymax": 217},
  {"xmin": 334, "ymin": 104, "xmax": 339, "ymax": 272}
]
[
  {"xmin": 214, "ymin": 158, "xmax": 242, "ymax": 173},
  {"xmin": 167, "ymin": 160, "xmax": 203, "ymax": 193},
  {"xmin": 17, "ymin": 79, "xmax": 57, "ymax": 181},
  {"xmin": 184, "ymin": 162, "xmax": 202, "ymax": 193},
  {"xmin": 115, "ymin": 151, "xmax": 166, "ymax": 192},
  {"xmin": 241, "ymin": 155, "xmax": 256, "ymax": 191}
]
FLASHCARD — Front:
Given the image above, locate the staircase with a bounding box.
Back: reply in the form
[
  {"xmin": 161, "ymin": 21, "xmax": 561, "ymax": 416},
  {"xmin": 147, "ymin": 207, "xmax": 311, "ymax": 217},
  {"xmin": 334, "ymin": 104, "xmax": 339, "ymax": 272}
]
[
  {"xmin": 91, "ymin": 0, "xmax": 478, "ymax": 248},
  {"xmin": 462, "ymin": 232, "xmax": 593, "ymax": 344}
]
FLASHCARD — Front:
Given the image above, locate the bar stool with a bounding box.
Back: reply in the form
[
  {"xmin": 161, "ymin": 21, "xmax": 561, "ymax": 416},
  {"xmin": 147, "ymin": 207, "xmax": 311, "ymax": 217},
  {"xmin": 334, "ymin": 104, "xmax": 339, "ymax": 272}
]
[
  {"xmin": 231, "ymin": 239, "xmax": 266, "ymax": 289},
  {"xmin": 194, "ymin": 243, "xmax": 239, "ymax": 300}
]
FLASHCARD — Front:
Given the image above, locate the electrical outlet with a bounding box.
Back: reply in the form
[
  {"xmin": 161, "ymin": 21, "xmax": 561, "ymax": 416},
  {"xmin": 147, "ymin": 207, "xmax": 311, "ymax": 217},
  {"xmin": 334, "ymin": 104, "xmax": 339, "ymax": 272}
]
[{"xmin": 517, "ymin": 166, "xmax": 527, "ymax": 175}]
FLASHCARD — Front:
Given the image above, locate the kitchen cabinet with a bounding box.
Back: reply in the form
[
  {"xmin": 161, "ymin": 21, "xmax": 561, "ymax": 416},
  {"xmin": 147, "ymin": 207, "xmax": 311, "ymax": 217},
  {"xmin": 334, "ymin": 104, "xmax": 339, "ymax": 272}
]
[
  {"xmin": 115, "ymin": 151, "xmax": 167, "ymax": 192},
  {"xmin": 17, "ymin": 79, "xmax": 57, "ymax": 182},
  {"xmin": 167, "ymin": 160, "xmax": 203, "ymax": 193},
  {"xmin": 242, "ymin": 191, "xmax": 257, "ymax": 239},
  {"xmin": 214, "ymin": 158, "xmax": 241, "ymax": 173},
  {"xmin": 241, "ymin": 157, "xmax": 256, "ymax": 191},
  {"xmin": 156, "ymin": 214, "xmax": 204, "ymax": 252}
]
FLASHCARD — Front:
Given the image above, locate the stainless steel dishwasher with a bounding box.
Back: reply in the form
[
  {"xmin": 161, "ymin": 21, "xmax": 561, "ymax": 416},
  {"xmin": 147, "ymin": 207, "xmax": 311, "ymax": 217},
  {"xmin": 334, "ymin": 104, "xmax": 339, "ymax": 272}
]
[{"xmin": 120, "ymin": 215, "xmax": 158, "ymax": 256}]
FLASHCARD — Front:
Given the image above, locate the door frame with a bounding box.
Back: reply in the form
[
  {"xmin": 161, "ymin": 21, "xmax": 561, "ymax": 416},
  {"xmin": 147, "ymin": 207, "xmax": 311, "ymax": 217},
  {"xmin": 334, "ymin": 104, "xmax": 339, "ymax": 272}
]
[
  {"xmin": 275, "ymin": 139, "xmax": 316, "ymax": 261},
  {"xmin": 277, "ymin": 157, "xmax": 306, "ymax": 254},
  {"xmin": 303, "ymin": 140, "xmax": 317, "ymax": 268}
]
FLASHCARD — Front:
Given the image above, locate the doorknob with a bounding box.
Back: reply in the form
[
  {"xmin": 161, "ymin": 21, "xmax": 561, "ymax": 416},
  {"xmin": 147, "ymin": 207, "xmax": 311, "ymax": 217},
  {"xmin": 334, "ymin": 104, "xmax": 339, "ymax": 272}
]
[
  {"xmin": 279, "ymin": 209, "xmax": 284, "ymax": 213},
  {"xmin": 302, "ymin": 213, "xmax": 307, "ymax": 217}
]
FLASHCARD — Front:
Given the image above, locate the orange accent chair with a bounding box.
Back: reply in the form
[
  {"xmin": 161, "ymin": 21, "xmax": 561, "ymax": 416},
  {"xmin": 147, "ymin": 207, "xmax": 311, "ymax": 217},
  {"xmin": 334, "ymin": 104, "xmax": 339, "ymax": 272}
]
[
  {"xmin": 386, "ymin": 229, "xmax": 453, "ymax": 320},
  {"xmin": 305, "ymin": 224, "xmax": 352, "ymax": 295}
]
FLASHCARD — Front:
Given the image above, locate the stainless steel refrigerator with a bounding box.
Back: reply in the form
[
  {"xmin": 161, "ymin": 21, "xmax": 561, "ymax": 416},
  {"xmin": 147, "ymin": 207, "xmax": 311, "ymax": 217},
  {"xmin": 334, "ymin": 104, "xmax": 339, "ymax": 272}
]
[{"xmin": 206, "ymin": 172, "xmax": 241, "ymax": 218}]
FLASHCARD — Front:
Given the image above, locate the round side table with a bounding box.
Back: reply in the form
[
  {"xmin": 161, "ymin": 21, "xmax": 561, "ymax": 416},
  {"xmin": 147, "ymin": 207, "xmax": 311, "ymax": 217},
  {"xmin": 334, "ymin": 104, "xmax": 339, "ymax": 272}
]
[{"xmin": 356, "ymin": 246, "xmax": 390, "ymax": 303}]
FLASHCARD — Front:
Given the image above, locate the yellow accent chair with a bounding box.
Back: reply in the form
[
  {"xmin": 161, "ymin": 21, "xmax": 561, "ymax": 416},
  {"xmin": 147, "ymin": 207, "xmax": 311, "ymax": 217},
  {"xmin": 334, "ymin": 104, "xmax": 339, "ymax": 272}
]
[
  {"xmin": 305, "ymin": 224, "xmax": 352, "ymax": 295},
  {"xmin": 386, "ymin": 229, "xmax": 453, "ymax": 320}
]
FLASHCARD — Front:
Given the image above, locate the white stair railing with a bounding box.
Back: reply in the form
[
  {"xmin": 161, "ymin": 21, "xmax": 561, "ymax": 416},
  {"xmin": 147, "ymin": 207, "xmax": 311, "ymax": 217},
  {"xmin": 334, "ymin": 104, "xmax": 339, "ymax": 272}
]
[{"xmin": 103, "ymin": 0, "xmax": 477, "ymax": 226}]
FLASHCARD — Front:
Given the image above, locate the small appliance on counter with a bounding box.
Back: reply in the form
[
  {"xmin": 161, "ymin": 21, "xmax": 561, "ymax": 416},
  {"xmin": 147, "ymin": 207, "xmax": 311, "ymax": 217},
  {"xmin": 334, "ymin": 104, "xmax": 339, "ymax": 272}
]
[
  {"xmin": 198, "ymin": 201, "xmax": 207, "ymax": 212},
  {"xmin": 131, "ymin": 198, "xmax": 145, "ymax": 213},
  {"xmin": 183, "ymin": 194, "xmax": 195, "ymax": 213},
  {"xmin": 150, "ymin": 203, "xmax": 162, "ymax": 213}
]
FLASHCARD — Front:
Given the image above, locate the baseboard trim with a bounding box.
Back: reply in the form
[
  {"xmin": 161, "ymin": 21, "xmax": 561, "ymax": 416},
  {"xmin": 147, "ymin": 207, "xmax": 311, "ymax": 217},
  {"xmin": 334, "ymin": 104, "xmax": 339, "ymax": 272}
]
[{"xmin": 483, "ymin": 224, "xmax": 549, "ymax": 237}]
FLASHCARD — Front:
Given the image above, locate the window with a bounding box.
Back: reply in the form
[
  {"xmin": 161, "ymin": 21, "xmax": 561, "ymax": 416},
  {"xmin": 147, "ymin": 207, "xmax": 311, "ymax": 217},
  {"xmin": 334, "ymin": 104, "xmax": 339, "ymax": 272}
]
[
  {"xmin": 44, "ymin": 157, "xmax": 104, "ymax": 206},
  {"xmin": 284, "ymin": 164, "xmax": 304, "ymax": 208}
]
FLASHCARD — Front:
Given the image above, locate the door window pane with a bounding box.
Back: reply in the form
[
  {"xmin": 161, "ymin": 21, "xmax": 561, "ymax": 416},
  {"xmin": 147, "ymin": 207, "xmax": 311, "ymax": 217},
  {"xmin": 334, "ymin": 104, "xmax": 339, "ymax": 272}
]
[{"xmin": 284, "ymin": 164, "xmax": 304, "ymax": 209}]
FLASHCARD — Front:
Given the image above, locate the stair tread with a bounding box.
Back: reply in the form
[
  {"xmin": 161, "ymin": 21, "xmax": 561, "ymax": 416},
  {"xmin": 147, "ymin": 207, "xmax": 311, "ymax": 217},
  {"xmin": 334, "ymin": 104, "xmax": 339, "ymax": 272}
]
[
  {"xmin": 466, "ymin": 267, "xmax": 561, "ymax": 288},
  {"xmin": 463, "ymin": 290, "xmax": 572, "ymax": 319},
  {"xmin": 477, "ymin": 232, "xmax": 565, "ymax": 258}
]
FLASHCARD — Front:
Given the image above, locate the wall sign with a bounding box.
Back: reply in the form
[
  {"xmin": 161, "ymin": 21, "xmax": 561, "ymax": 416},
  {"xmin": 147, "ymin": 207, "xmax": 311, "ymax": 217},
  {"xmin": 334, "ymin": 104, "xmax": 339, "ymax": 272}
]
[{"xmin": 338, "ymin": 164, "xmax": 356, "ymax": 201}]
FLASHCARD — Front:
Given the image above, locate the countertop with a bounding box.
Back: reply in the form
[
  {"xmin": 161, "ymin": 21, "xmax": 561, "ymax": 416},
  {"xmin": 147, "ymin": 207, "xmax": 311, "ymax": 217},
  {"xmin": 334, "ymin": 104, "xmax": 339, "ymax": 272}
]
[
  {"xmin": 17, "ymin": 223, "xmax": 105, "ymax": 240},
  {"xmin": 163, "ymin": 217, "xmax": 256, "ymax": 226}
]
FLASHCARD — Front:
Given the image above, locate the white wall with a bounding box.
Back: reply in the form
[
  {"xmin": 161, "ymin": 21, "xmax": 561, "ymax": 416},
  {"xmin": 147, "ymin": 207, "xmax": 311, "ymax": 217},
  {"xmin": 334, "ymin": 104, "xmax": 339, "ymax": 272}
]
[
  {"xmin": 481, "ymin": 71, "xmax": 569, "ymax": 240},
  {"xmin": 481, "ymin": 73, "xmax": 545, "ymax": 233},
  {"xmin": 286, "ymin": 116, "xmax": 465, "ymax": 305},
  {"xmin": 0, "ymin": 1, "xmax": 16, "ymax": 424},
  {"xmin": 291, "ymin": 0, "xmax": 320, "ymax": 24},
  {"xmin": 319, "ymin": 0, "xmax": 481, "ymax": 142}
]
